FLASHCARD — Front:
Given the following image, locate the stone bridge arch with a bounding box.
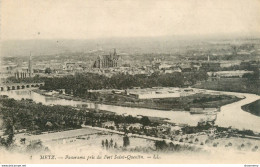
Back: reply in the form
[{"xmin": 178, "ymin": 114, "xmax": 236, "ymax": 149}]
[{"xmin": 1, "ymin": 82, "xmax": 44, "ymax": 91}]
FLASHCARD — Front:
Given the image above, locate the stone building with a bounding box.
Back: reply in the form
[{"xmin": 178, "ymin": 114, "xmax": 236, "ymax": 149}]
[
  {"xmin": 93, "ymin": 49, "xmax": 121, "ymax": 68},
  {"xmin": 14, "ymin": 55, "xmax": 34, "ymax": 79}
]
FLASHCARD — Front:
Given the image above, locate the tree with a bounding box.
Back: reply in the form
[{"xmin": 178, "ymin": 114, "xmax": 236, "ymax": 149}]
[
  {"xmin": 169, "ymin": 142, "xmax": 174, "ymax": 150},
  {"xmin": 123, "ymin": 135, "xmax": 130, "ymax": 147},
  {"xmin": 20, "ymin": 138, "xmax": 26, "ymax": 145},
  {"xmin": 109, "ymin": 139, "xmax": 113, "ymax": 148},
  {"xmin": 140, "ymin": 116, "xmax": 151, "ymax": 127},
  {"xmin": 105, "ymin": 139, "xmax": 109, "ymax": 149},
  {"xmin": 155, "ymin": 140, "xmax": 168, "ymax": 150},
  {"xmin": 0, "ymin": 137, "xmax": 7, "ymax": 147},
  {"xmin": 45, "ymin": 68, "xmax": 52, "ymax": 74},
  {"xmin": 26, "ymin": 140, "xmax": 46, "ymax": 153},
  {"xmin": 114, "ymin": 142, "xmax": 118, "ymax": 148},
  {"xmin": 5, "ymin": 120, "xmax": 14, "ymax": 147}
]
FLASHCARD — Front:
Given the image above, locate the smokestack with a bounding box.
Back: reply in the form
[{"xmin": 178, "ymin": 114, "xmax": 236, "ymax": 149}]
[{"xmin": 28, "ymin": 52, "xmax": 33, "ymax": 77}]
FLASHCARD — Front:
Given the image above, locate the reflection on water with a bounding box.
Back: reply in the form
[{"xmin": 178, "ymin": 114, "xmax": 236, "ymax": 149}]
[
  {"xmin": 0, "ymin": 89, "xmax": 85, "ymax": 107},
  {"xmin": 0, "ymin": 89, "xmax": 207, "ymax": 126}
]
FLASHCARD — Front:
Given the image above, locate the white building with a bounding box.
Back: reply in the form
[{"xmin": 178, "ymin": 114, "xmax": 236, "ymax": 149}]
[{"xmin": 208, "ymin": 70, "xmax": 254, "ymax": 78}]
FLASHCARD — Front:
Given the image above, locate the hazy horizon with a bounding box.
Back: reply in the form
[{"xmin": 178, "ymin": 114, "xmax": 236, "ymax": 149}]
[
  {"xmin": 1, "ymin": 35, "xmax": 260, "ymax": 58},
  {"xmin": 1, "ymin": 0, "xmax": 260, "ymax": 57}
]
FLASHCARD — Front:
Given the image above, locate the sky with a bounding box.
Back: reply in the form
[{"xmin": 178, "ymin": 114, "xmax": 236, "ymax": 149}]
[{"xmin": 1, "ymin": 0, "xmax": 260, "ymax": 40}]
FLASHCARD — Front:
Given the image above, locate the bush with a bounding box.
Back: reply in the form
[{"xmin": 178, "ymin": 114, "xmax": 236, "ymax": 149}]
[
  {"xmin": 26, "ymin": 140, "xmax": 48, "ymax": 153},
  {"xmin": 155, "ymin": 140, "xmax": 168, "ymax": 151},
  {"xmin": 213, "ymin": 143, "xmax": 218, "ymax": 147},
  {"xmin": 252, "ymin": 146, "xmax": 258, "ymax": 152}
]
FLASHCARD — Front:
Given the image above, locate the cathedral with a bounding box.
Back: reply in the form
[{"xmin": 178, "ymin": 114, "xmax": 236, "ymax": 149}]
[{"xmin": 93, "ymin": 49, "xmax": 121, "ymax": 68}]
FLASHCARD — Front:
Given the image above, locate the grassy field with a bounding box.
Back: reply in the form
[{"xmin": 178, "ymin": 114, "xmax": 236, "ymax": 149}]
[
  {"xmin": 242, "ymin": 100, "xmax": 260, "ymax": 116},
  {"xmin": 15, "ymin": 128, "xmax": 100, "ymax": 142},
  {"xmin": 194, "ymin": 78, "xmax": 260, "ymax": 95}
]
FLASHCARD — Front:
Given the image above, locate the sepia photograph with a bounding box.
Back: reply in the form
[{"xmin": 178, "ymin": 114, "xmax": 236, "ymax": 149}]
[{"xmin": 0, "ymin": 0, "xmax": 260, "ymax": 165}]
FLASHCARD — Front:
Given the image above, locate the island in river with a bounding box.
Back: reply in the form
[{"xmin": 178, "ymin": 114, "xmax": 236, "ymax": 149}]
[
  {"xmin": 242, "ymin": 99, "xmax": 260, "ymax": 116},
  {"xmin": 34, "ymin": 88, "xmax": 242, "ymax": 112}
]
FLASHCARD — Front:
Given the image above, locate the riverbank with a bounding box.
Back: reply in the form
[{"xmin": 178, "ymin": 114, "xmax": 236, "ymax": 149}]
[{"xmin": 33, "ymin": 89, "xmax": 86, "ymax": 102}]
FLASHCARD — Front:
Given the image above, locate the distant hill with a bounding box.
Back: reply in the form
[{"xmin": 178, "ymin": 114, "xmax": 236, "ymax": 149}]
[{"xmin": 1, "ymin": 35, "xmax": 260, "ymax": 57}]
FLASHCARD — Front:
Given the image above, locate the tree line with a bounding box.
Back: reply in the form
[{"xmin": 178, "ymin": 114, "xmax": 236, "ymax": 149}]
[
  {"xmin": 40, "ymin": 72, "xmax": 207, "ymax": 96},
  {"xmin": 0, "ymin": 96, "xmax": 155, "ymax": 137}
]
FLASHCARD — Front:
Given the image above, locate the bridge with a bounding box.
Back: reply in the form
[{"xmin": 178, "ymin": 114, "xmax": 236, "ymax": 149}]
[{"xmin": 0, "ymin": 82, "xmax": 45, "ymax": 91}]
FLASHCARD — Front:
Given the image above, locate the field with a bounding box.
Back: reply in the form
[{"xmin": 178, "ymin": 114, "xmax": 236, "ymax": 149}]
[
  {"xmin": 15, "ymin": 127, "xmax": 260, "ymax": 155},
  {"xmin": 15, "ymin": 128, "xmax": 100, "ymax": 142},
  {"xmin": 14, "ymin": 127, "xmax": 156, "ymax": 156},
  {"xmin": 194, "ymin": 78, "xmax": 260, "ymax": 95},
  {"xmin": 3, "ymin": 126, "xmax": 260, "ymax": 164},
  {"xmin": 173, "ymin": 133, "xmax": 260, "ymax": 152}
]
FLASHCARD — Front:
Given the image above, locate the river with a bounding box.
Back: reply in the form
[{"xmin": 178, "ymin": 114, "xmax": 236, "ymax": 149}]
[{"xmin": 1, "ymin": 89, "xmax": 260, "ymax": 133}]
